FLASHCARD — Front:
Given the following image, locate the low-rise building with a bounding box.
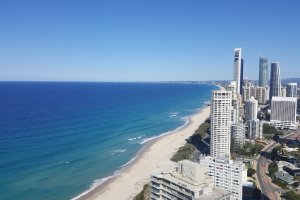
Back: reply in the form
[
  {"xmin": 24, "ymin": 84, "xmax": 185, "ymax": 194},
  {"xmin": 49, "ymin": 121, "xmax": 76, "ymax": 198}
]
[
  {"xmin": 275, "ymin": 171, "xmax": 294, "ymax": 184},
  {"xmin": 199, "ymin": 156, "xmax": 245, "ymax": 200},
  {"xmin": 150, "ymin": 160, "xmax": 233, "ymax": 200},
  {"xmin": 277, "ymin": 161, "xmax": 300, "ymax": 176}
]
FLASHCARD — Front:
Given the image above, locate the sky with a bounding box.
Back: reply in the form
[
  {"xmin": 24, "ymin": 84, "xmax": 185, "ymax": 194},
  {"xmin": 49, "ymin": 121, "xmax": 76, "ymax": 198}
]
[{"xmin": 0, "ymin": 0, "xmax": 300, "ymax": 82}]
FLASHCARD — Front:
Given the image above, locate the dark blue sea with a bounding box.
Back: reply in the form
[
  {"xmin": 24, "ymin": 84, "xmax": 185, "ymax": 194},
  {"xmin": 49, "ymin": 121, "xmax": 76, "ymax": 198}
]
[{"xmin": 0, "ymin": 82, "xmax": 216, "ymax": 200}]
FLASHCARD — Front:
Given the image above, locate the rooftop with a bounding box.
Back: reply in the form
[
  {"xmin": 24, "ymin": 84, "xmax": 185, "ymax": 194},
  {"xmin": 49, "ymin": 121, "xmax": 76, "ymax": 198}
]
[
  {"xmin": 272, "ymin": 96, "xmax": 297, "ymax": 102},
  {"xmin": 275, "ymin": 171, "xmax": 294, "ymax": 184}
]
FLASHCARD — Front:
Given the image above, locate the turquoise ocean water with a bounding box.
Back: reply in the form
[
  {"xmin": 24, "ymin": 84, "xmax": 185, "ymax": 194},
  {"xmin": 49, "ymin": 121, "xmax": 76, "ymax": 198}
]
[{"xmin": 0, "ymin": 82, "xmax": 216, "ymax": 200}]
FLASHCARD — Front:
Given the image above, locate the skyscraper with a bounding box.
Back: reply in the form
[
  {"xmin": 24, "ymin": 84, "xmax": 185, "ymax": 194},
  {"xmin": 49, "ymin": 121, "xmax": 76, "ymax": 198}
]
[
  {"xmin": 287, "ymin": 83, "xmax": 298, "ymax": 97},
  {"xmin": 233, "ymin": 48, "xmax": 242, "ymax": 94},
  {"xmin": 269, "ymin": 62, "xmax": 281, "ymax": 99},
  {"xmin": 259, "ymin": 57, "xmax": 268, "ymax": 87},
  {"xmin": 240, "ymin": 58, "xmax": 244, "ymax": 94},
  {"xmin": 226, "ymin": 81, "xmax": 239, "ymax": 123},
  {"xmin": 210, "ymin": 90, "xmax": 232, "ymax": 158}
]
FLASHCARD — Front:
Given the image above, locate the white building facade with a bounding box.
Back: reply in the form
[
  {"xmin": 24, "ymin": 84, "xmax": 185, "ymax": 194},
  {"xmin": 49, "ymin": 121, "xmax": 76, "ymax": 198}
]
[
  {"xmin": 150, "ymin": 160, "xmax": 233, "ymax": 200},
  {"xmin": 271, "ymin": 97, "xmax": 298, "ymax": 129},
  {"xmin": 210, "ymin": 90, "xmax": 232, "ymax": 158},
  {"xmin": 244, "ymin": 97, "xmax": 258, "ymax": 121},
  {"xmin": 255, "ymin": 86, "xmax": 269, "ymax": 104},
  {"xmin": 226, "ymin": 81, "xmax": 239, "ymax": 123},
  {"xmin": 199, "ymin": 156, "xmax": 245, "ymax": 200},
  {"xmin": 281, "ymin": 87, "xmax": 287, "ymax": 97}
]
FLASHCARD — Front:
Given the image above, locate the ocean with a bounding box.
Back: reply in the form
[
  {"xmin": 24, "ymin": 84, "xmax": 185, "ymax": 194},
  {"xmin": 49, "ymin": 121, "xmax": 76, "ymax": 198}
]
[{"xmin": 0, "ymin": 82, "xmax": 216, "ymax": 200}]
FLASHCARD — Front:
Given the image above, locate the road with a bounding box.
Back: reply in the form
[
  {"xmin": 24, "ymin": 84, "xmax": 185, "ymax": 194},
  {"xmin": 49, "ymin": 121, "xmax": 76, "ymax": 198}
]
[
  {"xmin": 256, "ymin": 130, "xmax": 299, "ymax": 199},
  {"xmin": 256, "ymin": 142, "xmax": 282, "ymax": 199}
]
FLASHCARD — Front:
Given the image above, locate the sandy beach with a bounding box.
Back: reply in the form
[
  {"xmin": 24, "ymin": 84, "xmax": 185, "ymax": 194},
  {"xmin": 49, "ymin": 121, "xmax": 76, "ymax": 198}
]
[{"xmin": 79, "ymin": 106, "xmax": 211, "ymax": 200}]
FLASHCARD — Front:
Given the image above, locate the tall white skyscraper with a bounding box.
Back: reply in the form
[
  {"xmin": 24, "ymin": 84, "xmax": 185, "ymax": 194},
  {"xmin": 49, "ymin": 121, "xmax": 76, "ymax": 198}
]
[
  {"xmin": 245, "ymin": 96, "xmax": 258, "ymax": 121},
  {"xmin": 233, "ymin": 48, "xmax": 242, "ymax": 94},
  {"xmin": 210, "ymin": 90, "xmax": 232, "ymax": 158},
  {"xmin": 287, "ymin": 83, "xmax": 298, "ymax": 97}
]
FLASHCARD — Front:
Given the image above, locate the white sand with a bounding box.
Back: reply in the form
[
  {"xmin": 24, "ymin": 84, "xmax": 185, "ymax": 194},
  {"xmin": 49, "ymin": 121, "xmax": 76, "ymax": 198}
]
[{"xmin": 83, "ymin": 106, "xmax": 211, "ymax": 200}]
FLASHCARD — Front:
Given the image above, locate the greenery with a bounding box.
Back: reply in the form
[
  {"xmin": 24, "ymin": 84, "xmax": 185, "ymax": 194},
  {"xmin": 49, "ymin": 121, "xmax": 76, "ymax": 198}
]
[
  {"xmin": 271, "ymin": 145, "xmax": 284, "ymax": 160},
  {"xmin": 263, "ymin": 123, "xmax": 285, "ymax": 139},
  {"xmin": 235, "ymin": 142, "xmax": 264, "ymax": 157},
  {"xmin": 281, "ymin": 190, "xmax": 300, "ymax": 200},
  {"xmin": 194, "ymin": 118, "xmax": 210, "ymax": 139},
  {"xmin": 272, "ymin": 178, "xmax": 288, "ymax": 189},
  {"xmin": 263, "ymin": 134, "xmax": 275, "ymax": 140},
  {"xmin": 247, "ymin": 168, "xmax": 256, "ymax": 177},
  {"xmin": 133, "ymin": 184, "xmax": 150, "ymax": 200},
  {"xmin": 263, "ymin": 123, "xmax": 277, "ymax": 135},
  {"xmin": 268, "ymin": 162, "xmax": 278, "ymax": 178},
  {"xmin": 171, "ymin": 143, "xmax": 196, "ymax": 162}
]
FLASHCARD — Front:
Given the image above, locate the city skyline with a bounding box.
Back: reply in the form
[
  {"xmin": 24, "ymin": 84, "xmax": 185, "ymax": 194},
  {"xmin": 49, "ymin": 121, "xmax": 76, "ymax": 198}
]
[{"xmin": 1, "ymin": 0, "xmax": 300, "ymax": 81}]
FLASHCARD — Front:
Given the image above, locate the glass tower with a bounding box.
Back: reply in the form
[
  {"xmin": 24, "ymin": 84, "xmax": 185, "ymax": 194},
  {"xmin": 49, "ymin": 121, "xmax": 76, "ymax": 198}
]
[
  {"xmin": 269, "ymin": 62, "xmax": 281, "ymax": 99},
  {"xmin": 258, "ymin": 57, "xmax": 268, "ymax": 87}
]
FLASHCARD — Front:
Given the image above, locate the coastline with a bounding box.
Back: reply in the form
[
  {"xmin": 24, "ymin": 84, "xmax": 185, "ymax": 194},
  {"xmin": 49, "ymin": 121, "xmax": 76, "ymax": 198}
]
[{"xmin": 75, "ymin": 105, "xmax": 211, "ymax": 200}]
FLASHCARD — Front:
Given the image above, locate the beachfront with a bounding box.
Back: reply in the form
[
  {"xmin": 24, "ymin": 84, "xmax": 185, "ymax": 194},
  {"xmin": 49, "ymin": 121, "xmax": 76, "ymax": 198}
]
[{"xmin": 79, "ymin": 106, "xmax": 211, "ymax": 200}]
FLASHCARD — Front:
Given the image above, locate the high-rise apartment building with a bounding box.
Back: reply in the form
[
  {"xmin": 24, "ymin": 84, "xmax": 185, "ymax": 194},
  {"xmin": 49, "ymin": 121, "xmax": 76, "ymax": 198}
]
[
  {"xmin": 150, "ymin": 160, "xmax": 233, "ymax": 200},
  {"xmin": 245, "ymin": 97, "xmax": 258, "ymax": 121},
  {"xmin": 226, "ymin": 81, "xmax": 239, "ymax": 123},
  {"xmin": 242, "ymin": 86, "xmax": 256, "ymax": 102},
  {"xmin": 287, "ymin": 83, "xmax": 298, "ymax": 97},
  {"xmin": 210, "ymin": 90, "xmax": 232, "ymax": 158},
  {"xmin": 269, "ymin": 62, "xmax": 281, "ymax": 99},
  {"xmin": 247, "ymin": 120, "xmax": 263, "ymax": 139},
  {"xmin": 231, "ymin": 123, "xmax": 245, "ymax": 151},
  {"xmin": 298, "ymin": 97, "xmax": 300, "ymax": 114},
  {"xmin": 233, "ymin": 48, "xmax": 242, "ymax": 95},
  {"xmin": 271, "ymin": 97, "xmax": 297, "ymax": 129},
  {"xmin": 255, "ymin": 86, "xmax": 269, "ymax": 104},
  {"xmin": 259, "ymin": 57, "xmax": 268, "ymax": 87},
  {"xmin": 199, "ymin": 156, "xmax": 245, "ymax": 200}
]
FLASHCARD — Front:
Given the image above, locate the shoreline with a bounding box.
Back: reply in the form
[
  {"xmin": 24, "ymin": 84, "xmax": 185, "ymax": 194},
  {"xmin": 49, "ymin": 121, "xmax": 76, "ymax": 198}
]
[{"xmin": 74, "ymin": 105, "xmax": 211, "ymax": 200}]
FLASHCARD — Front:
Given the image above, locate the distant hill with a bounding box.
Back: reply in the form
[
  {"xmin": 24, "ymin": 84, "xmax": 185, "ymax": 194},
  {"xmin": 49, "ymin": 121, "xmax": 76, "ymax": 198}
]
[
  {"xmin": 282, "ymin": 78, "xmax": 300, "ymax": 85},
  {"xmin": 202, "ymin": 78, "xmax": 300, "ymax": 86}
]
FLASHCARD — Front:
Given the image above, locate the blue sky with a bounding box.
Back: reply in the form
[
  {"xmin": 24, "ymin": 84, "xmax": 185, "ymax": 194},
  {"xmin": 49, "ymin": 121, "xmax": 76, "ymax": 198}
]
[{"xmin": 0, "ymin": 0, "xmax": 300, "ymax": 81}]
